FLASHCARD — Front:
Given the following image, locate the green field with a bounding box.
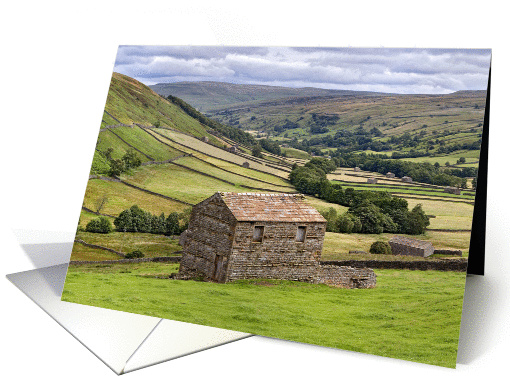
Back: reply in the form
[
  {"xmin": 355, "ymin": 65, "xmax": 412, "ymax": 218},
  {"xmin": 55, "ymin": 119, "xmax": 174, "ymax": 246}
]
[
  {"xmin": 62, "ymin": 262, "xmax": 465, "ymax": 368},
  {"xmin": 71, "ymin": 232, "xmax": 181, "ymax": 261}
]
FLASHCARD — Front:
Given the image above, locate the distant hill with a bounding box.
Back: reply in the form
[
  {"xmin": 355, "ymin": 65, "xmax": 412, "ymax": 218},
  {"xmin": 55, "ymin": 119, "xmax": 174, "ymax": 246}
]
[{"xmin": 149, "ymin": 81, "xmax": 386, "ymax": 112}]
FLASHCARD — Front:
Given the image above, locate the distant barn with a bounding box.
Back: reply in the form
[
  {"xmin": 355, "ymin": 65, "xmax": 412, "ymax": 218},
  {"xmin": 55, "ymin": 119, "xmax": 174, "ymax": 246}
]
[
  {"xmin": 388, "ymin": 236, "xmax": 434, "ymax": 257},
  {"xmin": 367, "ymin": 178, "xmax": 377, "ymax": 184},
  {"xmin": 227, "ymin": 145, "xmax": 238, "ymax": 153},
  {"xmin": 386, "ymin": 172, "xmax": 395, "ymax": 178},
  {"xmin": 242, "ymin": 161, "xmax": 250, "ymax": 168},
  {"xmin": 353, "ymin": 166, "xmax": 361, "ymax": 172},
  {"xmin": 444, "ymin": 186, "xmax": 461, "ymax": 195},
  {"xmin": 402, "ymin": 176, "xmax": 413, "ymax": 183},
  {"xmin": 201, "ymin": 136, "xmax": 209, "ymax": 143}
]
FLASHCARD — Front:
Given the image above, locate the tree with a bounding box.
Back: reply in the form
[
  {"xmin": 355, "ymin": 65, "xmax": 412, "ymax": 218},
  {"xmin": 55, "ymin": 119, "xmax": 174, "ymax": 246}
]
[
  {"xmin": 165, "ymin": 212, "xmax": 180, "ymax": 235},
  {"xmin": 94, "ymin": 195, "xmax": 109, "ymax": 214},
  {"xmin": 108, "ymin": 158, "xmax": 125, "ymax": 177},
  {"xmin": 370, "ymin": 241, "xmax": 392, "ymax": 254},
  {"xmin": 122, "ymin": 149, "xmax": 142, "ymax": 169},
  {"xmin": 472, "ymin": 177, "xmax": 477, "ymax": 190},
  {"xmin": 406, "ymin": 204, "xmax": 430, "ymax": 235},
  {"xmin": 86, "ymin": 217, "xmax": 112, "ymax": 234},
  {"xmin": 125, "ymin": 250, "xmax": 144, "ymax": 259},
  {"xmin": 320, "ymin": 207, "xmax": 338, "ymax": 232},
  {"xmin": 252, "ymin": 145, "xmax": 262, "ymax": 158},
  {"xmin": 458, "ymin": 157, "xmax": 466, "ymax": 164}
]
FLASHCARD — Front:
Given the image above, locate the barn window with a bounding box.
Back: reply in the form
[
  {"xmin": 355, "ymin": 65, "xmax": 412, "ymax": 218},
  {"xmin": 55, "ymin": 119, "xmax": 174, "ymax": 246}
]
[
  {"xmin": 253, "ymin": 226, "xmax": 264, "ymax": 242},
  {"xmin": 296, "ymin": 226, "xmax": 307, "ymax": 242}
]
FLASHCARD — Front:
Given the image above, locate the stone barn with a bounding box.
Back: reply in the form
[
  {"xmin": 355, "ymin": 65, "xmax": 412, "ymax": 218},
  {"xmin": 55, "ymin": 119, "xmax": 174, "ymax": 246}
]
[
  {"xmin": 242, "ymin": 161, "xmax": 250, "ymax": 168},
  {"xmin": 178, "ymin": 192, "xmax": 376, "ymax": 288},
  {"xmin": 402, "ymin": 176, "xmax": 413, "ymax": 183},
  {"xmin": 353, "ymin": 166, "xmax": 361, "ymax": 172},
  {"xmin": 386, "ymin": 172, "xmax": 395, "ymax": 178},
  {"xmin": 227, "ymin": 145, "xmax": 238, "ymax": 153},
  {"xmin": 367, "ymin": 178, "xmax": 377, "ymax": 184},
  {"xmin": 444, "ymin": 186, "xmax": 461, "ymax": 195},
  {"xmin": 388, "ymin": 236, "xmax": 434, "ymax": 257}
]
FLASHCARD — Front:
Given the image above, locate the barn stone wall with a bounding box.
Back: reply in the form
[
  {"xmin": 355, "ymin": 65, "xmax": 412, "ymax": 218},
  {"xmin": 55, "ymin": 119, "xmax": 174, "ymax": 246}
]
[
  {"xmin": 314, "ymin": 265, "xmax": 376, "ymax": 288},
  {"xmin": 389, "ymin": 241, "xmax": 434, "ymax": 257},
  {"xmin": 179, "ymin": 196, "xmax": 236, "ymax": 282},
  {"xmin": 226, "ymin": 221, "xmax": 326, "ymax": 282}
]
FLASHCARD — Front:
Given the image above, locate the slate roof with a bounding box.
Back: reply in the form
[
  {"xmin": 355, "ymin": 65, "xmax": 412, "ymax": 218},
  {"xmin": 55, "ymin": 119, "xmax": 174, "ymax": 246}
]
[
  {"xmin": 389, "ymin": 236, "xmax": 434, "ymax": 250},
  {"xmin": 216, "ymin": 192, "xmax": 327, "ymax": 223}
]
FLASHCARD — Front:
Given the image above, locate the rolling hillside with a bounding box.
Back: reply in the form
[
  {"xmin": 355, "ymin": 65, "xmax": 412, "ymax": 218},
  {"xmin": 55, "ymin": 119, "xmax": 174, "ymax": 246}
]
[
  {"xmin": 74, "ymin": 72, "xmax": 475, "ymax": 263},
  {"xmin": 149, "ymin": 81, "xmax": 385, "ymax": 112}
]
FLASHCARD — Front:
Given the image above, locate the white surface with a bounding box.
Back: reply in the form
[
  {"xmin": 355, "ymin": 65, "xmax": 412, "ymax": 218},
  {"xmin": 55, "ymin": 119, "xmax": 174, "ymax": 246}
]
[
  {"xmin": 2, "ymin": 1, "xmax": 510, "ymax": 382},
  {"xmin": 6, "ymin": 264, "xmax": 161, "ymax": 374},
  {"xmin": 124, "ymin": 319, "xmax": 249, "ymax": 373},
  {"xmin": 6, "ymin": 262, "xmax": 251, "ymax": 374}
]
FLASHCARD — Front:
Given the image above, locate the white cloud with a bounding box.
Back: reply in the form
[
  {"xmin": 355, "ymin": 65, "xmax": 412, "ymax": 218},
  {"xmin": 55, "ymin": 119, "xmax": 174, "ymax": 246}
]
[{"xmin": 113, "ymin": 46, "xmax": 491, "ymax": 94}]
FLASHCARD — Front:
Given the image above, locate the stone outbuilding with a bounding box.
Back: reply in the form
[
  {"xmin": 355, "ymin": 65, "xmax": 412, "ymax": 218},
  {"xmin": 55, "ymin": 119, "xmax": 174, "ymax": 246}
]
[
  {"xmin": 227, "ymin": 145, "xmax": 238, "ymax": 153},
  {"xmin": 386, "ymin": 172, "xmax": 395, "ymax": 178},
  {"xmin": 402, "ymin": 176, "xmax": 413, "ymax": 183},
  {"xmin": 367, "ymin": 178, "xmax": 377, "ymax": 184},
  {"xmin": 178, "ymin": 192, "xmax": 376, "ymax": 288},
  {"xmin": 353, "ymin": 166, "xmax": 361, "ymax": 172},
  {"xmin": 444, "ymin": 186, "xmax": 461, "ymax": 195},
  {"xmin": 388, "ymin": 236, "xmax": 434, "ymax": 257},
  {"xmin": 242, "ymin": 161, "xmax": 250, "ymax": 168}
]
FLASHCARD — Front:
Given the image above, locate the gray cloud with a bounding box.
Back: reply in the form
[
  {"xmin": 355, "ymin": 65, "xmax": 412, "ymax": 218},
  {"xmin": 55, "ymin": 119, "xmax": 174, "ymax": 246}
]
[{"xmin": 114, "ymin": 46, "xmax": 491, "ymax": 94}]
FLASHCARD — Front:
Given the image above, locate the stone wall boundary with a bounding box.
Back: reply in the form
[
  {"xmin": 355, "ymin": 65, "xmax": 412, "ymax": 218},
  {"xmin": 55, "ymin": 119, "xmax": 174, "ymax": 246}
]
[
  {"xmin": 70, "ymin": 256, "xmax": 182, "ymax": 265},
  {"xmin": 320, "ymin": 259, "xmax": 467, "ymax": 272},
  {"xmin": 74, "ymin": 239, "xmax": 126, "ymax": 257}
]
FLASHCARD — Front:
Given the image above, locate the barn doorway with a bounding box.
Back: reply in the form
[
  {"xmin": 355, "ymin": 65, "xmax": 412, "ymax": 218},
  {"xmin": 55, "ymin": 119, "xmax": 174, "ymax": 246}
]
[{"xmin": 212, "ymin": 255, "xmax": 223, "ymax": 282}]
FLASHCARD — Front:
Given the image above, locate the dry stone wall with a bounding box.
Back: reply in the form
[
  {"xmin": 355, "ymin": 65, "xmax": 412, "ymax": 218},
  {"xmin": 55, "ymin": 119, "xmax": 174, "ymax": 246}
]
[{"xmin": 315, "ymin": 265, "xmax": 376, "ymax": 288}]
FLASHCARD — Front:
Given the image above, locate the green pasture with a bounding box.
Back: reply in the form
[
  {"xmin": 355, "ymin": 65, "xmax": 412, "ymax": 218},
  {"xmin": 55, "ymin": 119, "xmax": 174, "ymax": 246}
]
[
  {"xmin": 82, "ymin": 178, "xmax": 187, "ymax": 217},
  {"xmin": 322, "ymin": 231, "xmax": 470, "ymax": 259},
  {"xmin": 70, "ymin": 232, "xmax": 181, "ymax": 261},
  {"xmin": 62, "ymin": 262, "xmax": 466, "ymax": 368},
  {"xmin": 173, "ymin": 156, "xmax": 291, "ymax": 192}
]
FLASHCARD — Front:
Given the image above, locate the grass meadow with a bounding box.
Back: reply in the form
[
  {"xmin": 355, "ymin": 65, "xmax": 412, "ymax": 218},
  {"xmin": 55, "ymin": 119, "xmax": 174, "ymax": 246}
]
[{"xmin": 62, "ymin": 262, "xmax": 465, "ymax": 368}]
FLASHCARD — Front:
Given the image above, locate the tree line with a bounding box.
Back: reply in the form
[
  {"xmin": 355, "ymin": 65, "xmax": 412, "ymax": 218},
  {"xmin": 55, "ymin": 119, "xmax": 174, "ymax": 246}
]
[
  {"xmin": 290, "ymin": 158, "xmax": 430, "ymax": 234},
  {"xmin": 85, "ymin": 205, "xmax": 190, "ymax": 235}
]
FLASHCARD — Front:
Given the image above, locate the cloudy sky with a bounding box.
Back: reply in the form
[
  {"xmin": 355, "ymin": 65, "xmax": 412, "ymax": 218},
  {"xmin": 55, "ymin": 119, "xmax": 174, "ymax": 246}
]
[{"xmin": 114, "ymin": 46, "xmax": 491, "ymax": 94}]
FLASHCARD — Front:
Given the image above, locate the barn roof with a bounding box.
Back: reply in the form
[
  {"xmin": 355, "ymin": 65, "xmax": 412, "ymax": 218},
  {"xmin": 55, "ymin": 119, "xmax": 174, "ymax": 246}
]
[
  {"xmin": 389, "ymin": 236, "xmax": 434, "ymax": 249},
  {"xmin": 215, "ymin": 192, "xmax": 327, "ymax": 223}
]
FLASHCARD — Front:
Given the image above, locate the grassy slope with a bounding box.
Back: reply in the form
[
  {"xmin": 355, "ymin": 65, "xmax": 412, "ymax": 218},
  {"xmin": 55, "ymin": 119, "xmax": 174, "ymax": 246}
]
[{"xmin": 62, "ymin": 262, "xmax": 465, "ymax": 368}]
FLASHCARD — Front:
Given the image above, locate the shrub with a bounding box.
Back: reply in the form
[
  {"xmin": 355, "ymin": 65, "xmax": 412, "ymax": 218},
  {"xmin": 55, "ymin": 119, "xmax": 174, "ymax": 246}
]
[
  {"xmin": 85, "ymin": 217, "xmax": 112, "ymax": 234},
  {"xmin": 125, "ymin": 250, "xmax": 144, "ymax": 259},
  {"xmin": 370, "ymin": 241, "xmax": 392, "ymax": 254}
]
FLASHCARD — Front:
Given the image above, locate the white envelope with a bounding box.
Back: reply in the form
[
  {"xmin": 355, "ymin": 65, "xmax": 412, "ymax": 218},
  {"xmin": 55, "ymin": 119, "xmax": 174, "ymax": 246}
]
[{"xmin": 6, "ymin": 231, "xmax": 252, "ymax": 375}]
